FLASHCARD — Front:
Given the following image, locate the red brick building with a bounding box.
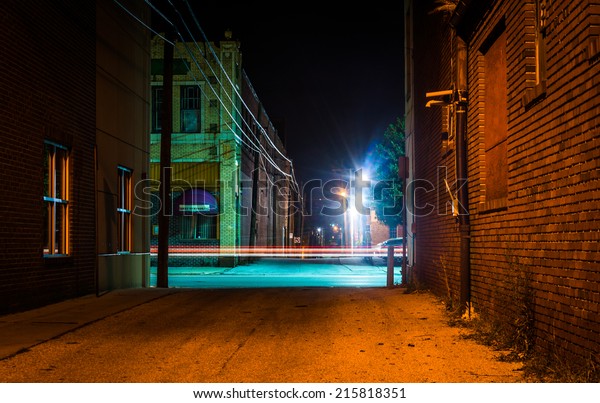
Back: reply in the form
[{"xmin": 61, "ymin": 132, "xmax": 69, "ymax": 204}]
[
  {"xmin": 0, "ymin": 0, "xmax": 151, "ymax": 313},
  {"xmin": 405, "ymin": 0, "xmax": 599, "ymax": 364}
]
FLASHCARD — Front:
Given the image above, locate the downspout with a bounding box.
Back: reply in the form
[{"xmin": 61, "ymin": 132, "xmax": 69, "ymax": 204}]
[
  {"xmin": 454, "ymin": 36, "xmax": 471, "ymax": 314},
  {"xmin": 249, "ymin": 149, "xmax": 259, "ymax": 250}
]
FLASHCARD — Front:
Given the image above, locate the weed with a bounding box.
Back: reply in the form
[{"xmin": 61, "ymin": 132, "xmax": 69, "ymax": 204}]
[
  {"xmin": 405, "ymin": 265, "xmax": 428, "ymax": 294},
  {"xmin": 521, "ymin": 345, "xmax": 599, "ymax": 382},
  {"xmin": 444, "ymin": 255, "xmax": 598, "ymax": 382},
  {"xmin": 436, "ymin": 255, "xmax": 458, "ymax": 312}
]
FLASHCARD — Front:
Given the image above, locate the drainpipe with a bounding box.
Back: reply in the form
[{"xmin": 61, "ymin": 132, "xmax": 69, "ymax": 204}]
[{"xmin": 454, "ymin": 36, "xmax": 471, "ymax": 313}]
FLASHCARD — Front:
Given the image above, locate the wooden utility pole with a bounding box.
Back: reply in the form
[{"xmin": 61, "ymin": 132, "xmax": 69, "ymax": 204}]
[{"xmin": 156, "ymin": 32, "xmax": 174, "ymax": 288}]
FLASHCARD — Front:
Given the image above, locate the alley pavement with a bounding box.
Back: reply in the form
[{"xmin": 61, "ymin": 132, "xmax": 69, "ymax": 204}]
[
  {"xmin": 0, "ymin": 282, "xmax": 524, "ymax": 383},
  {"xmin": 0, "ymin": 288, "xmax": 178, "ymax": 360}
]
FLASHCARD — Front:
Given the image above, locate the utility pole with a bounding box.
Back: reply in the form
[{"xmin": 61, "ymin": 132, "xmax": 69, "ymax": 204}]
[{"xmin": 156, "ymin": 31, "xmax": 174, "ymax": 288}]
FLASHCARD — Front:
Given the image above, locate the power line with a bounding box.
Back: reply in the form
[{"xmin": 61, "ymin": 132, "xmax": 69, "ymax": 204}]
[
  {"xmin": 113, "ymin": 0, "xmax": 302, "ymax": 197},
  {"xmin": 160, "ymin": 0, "xmax": 299, "ymax": 189},
  {"xmin": 143, "ymin": 0, "xmax": 298, "ymax": 188},
  {"xmin": 180, "ymin": 0, "xmax": 294, "ymax": 166}
]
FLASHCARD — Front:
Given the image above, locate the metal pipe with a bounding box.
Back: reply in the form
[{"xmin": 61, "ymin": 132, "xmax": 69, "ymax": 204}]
[
  {"xmin": 455, "ymin": 37, "xmax": 471, "ymax": 312},
  {"xmin": 387, "ymin": 245, "xmax": 395, "ymax": 288}
]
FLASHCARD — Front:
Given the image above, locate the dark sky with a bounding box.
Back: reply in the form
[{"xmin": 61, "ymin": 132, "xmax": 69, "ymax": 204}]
[{"xmin": 189, "ymin": 3, "xmax": 406, "ymax": 183}]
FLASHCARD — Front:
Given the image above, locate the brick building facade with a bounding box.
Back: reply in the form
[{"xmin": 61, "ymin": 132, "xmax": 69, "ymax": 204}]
[
  {"xmin": 149, "ymin": 33, "xmax": 296, "ymax": 267},
  {"xmin": 405, "ymin": 0, "xmax": 599, "ymax": 363},
  {"xmin": 0, "ymin": 0, "xmax": 151, "ymax": 314}
]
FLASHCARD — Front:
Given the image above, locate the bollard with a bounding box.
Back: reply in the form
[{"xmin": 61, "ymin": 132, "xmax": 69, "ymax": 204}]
[{"xmin": 387, "ymin": 245, "xmax": 394, "ymax": 288}]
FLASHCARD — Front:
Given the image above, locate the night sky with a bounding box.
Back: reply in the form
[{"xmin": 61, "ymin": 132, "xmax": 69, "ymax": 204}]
[{"xmin": 193, "ymin": 3, "xmax": 406, "ymax": 184}]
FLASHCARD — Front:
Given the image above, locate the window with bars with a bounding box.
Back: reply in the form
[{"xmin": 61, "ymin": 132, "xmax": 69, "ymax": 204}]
[
  {"xmin": 180, "ymin": 86, "xmax": 201, "ymax": 132},
  {"xmin": 43, "ymin": 141, "xmax": 69, "ymax": 256},
  {"xmin": 117, "ymin": 166, "xmax": 133, "ymax": 252}
]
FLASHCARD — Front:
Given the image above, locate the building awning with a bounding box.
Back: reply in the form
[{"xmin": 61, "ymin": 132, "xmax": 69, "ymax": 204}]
[{"xmin": 174, "ymin": 189, "xmax": 218, "ymax": 215}]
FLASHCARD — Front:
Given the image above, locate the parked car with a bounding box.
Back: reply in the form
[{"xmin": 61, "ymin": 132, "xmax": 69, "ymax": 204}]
[{"xmin": 373, "ymin": 237, "xmax": 404, "ymax": 265}]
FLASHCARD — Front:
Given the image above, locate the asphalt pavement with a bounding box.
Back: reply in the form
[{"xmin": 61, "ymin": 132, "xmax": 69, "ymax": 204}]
[
  {"xmin": 150, "ymin": 256, "xmax": 401, "ymax": 288},
  {"xmin": 0, "ymin": 287, "xmax": 524, "ymax": 383},
  {"xmin": 0, "ymin": 288, "xmax": 178, "ymax": 360},
  {"xmin": 1, "ymin": 257, "xmax": 395, "ymax": 361}
]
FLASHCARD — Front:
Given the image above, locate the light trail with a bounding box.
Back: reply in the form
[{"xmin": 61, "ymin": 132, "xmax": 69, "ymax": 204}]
[{"xmin": 149, "ymin": 246, "xmax": 403, "ymax": 258}]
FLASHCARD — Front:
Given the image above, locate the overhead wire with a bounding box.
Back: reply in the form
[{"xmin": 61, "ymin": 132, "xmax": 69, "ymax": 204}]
[
  {"xmin": 113, "ymin": 0, "xmax": 174, "ymax": 45},
  {"xmin": 175, "ymin": 34, "xmax": 299, "ymax": 190},
  {"xmin": 114, "ymin": 0, "xmax": 302, "ymax": 200},
  {"xmin": 145, "ymin": 1, "xmax": 298, "ymax": 189},
  {"xmin": 178, "ymin": 0, "xmax": 307, "ymax": 196},
  {"xmin": 180, "ymin": 0, "xmax": 293, "ymax": 166},
  {"xmin": 161, "ymin": 0, "xmax": 300, "ymax": 191}
]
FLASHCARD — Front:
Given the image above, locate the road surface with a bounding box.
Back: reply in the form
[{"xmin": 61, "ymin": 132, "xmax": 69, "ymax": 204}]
[{"xmin": 150, "ymin": 257, "xmax": 401, "ymax": 288}]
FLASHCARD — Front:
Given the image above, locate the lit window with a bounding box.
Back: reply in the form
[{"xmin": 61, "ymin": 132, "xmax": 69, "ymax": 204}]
[
  {"xmin": 118, "ymin": 166, "xmax": 133, "ymax": 252},
  {"xmin": 43, "ymin": 141, "xmax": 69, "ymax": 255}
]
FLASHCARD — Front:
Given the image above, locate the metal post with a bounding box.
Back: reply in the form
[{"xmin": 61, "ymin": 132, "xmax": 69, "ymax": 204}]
[
  {"xmin": 399, "ymin": 156, "xmax": 409, "ymax": 286},
  {"xmin": 455, "ymin": 36, "xmax": 471, "ymax": 312},
  {"xmin": 387, "ymin": 245, "xmax": 395, "ymax": 288}
]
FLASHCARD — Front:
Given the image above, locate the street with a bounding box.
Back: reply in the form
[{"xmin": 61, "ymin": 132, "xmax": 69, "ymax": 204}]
[{"xmin": 150, "ymin": 257, "xmax": 401, "ymax": 288}]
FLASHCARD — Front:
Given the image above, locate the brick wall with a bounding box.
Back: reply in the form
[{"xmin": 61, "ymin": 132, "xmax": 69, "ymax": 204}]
[
  {"xmin": 468, "ymin": 0, "xmax": 599, "ymax": 361},
  {"xmin": 369, "ymin": 210, "xmax": 403, "ymax": 245},
  {"xmin": 411, "ymin": 0, "xmax": 462, "ymax": 296},
  {"xmin": 0, "ymin": 0, "xmax": 96, "ymax": 313},
  {"xmin": 410, "ymin": 0, "xmax": 599, "ymax": 362}
]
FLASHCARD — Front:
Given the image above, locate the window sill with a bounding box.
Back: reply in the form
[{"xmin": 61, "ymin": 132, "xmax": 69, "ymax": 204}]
[
  {"xmin": 479, "ymin": 198, "xmax": 508, "ymax": 214},
  {"xmin": 522, "ymin": 81, "xmax": 546, "ymax": 110},
  {"xmin": 43, "ymin": 254, "xmax": 73, "ymax": 266}
]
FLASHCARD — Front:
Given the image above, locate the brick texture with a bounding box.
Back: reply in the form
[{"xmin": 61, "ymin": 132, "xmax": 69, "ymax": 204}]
[
  {"xmin": 0, "ymin": 0, "xmax": 96, "ymax": 313},
  {"xmin": 409, "ymin": 0, "xmax": 599, "ymax": 363}
]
